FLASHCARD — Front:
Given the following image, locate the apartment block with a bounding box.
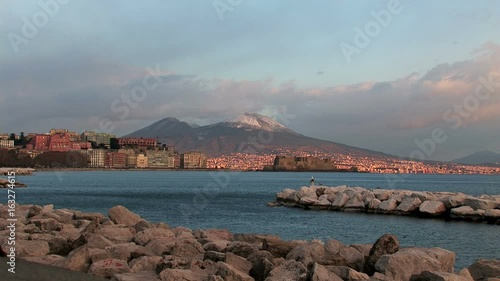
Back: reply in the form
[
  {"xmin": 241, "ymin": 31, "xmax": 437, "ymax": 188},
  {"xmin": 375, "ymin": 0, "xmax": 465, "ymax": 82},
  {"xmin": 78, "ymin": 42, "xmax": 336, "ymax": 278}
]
[
  {"xmin": 81, "ymin": 131, "xmax": 116, "ymax": 146},
  {"xmin": 105, "ymin": 152, "xmax": 127, "ymax": 168},
  {"xmin": 0, "ymin": 140, "xmax": 14, "ymax": 148},
  {"xmin": 136, "ymin": 154, "xmax": 148, "ymax": 168},
  {"xmin": 181, "ymin": 152, "xmax": 207, "ymax": 169},
  {"xmin": 146, "ymin": 150, "xmax": 175, "ymax": 168},
  {"xmin": 118, "ymin": 137, "xmax": 157, "ymax": 147}
]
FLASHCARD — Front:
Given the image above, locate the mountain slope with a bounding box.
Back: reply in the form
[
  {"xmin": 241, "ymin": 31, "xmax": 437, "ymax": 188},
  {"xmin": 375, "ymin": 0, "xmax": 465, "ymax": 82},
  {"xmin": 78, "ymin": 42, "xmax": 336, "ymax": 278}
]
[
  {"xmin": 123, "ymin": 113, "xmax": 391, "ymax": 158},
  {"xmin": 452, "ymin": 150, "xmax": 500, "ymax": 165}
]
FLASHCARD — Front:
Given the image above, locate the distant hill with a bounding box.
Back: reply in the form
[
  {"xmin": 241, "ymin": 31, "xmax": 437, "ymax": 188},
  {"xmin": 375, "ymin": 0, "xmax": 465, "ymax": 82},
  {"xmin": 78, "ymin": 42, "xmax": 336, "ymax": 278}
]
[
  {"xmin": 124, "ymin": 112, "xmax": 393, "ymax": 158},
  {"xmin": 452, "ymin": 150, "xmax": 500, "ymax": 166}
]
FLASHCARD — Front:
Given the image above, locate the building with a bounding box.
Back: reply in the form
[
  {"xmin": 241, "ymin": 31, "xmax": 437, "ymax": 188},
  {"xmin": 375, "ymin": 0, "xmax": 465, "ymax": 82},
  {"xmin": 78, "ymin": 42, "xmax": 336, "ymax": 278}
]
[
  {"xmin": 48, "ymin": 133, "xmax": 72, "ymax": 152},
  {"xmin": 0, "ymin": 134, "xmax": 9, "ymax": 140},
  {"xmin": 0, "ymin": 140, "xmax": 14, "ymax": 148},
  {"xmin": 29, "ymin": 134, "xmax": 51, "ymax": 151},
  {"xmin": 50, "ymin": 129, "xmax": 69, "ymax": 135},
  {"xmin": 81, "ymin": 131, "xmax": 116, "ymax": 147},
  {"xmin": 105, "ymin": 152, "xmax": 127, "ymax": 168},
  {"xmin": 136, "ymin": 154, "xmax": 148, "ymax": 168},
  {"xmin": 118, "ymin": 137, "xmax": 157, "ymax": 148},
  {"xmin": 84, "ymin": 150, "xmax": 106, "ymax": 168},
  {"xmin": 146, "ymin": 150, "xmax": 175, "ymax": 168},
  {"xmin": 268, "ymin": 155, "xmax": 339, "ymax": 171},
  {"xmin": 181, "ymin": 152, "xmax": 207, "ymax": 169},
  {"xmin": 118, "ymin": 149, "xmax": 137, "ymax": 168}
]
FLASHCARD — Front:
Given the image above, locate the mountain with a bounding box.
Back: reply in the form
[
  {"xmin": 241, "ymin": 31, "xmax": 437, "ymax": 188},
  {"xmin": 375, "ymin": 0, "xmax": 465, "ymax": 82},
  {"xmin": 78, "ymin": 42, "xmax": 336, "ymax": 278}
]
[
  {"xmin": 452, "ymin": 150, "xmax": 500, "ymax": 166},
  {"xmin": 124, "ymin": 113, "xmax": 391, "ymax": 158}
]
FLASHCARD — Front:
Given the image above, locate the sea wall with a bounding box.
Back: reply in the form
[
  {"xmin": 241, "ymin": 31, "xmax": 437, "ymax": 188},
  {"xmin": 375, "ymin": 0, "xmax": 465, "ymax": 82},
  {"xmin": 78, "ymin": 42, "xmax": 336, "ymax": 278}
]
[
  {"xmin": 1, "ymin": 204, "xmax": 498, "ymax": 281},
  {"xmin": 0, "ymin": 167, "xmax": 34, "ymax": 175},
  {"xmin": 270, "ymin": 185, "xmax": 500, "ymax": 224}
]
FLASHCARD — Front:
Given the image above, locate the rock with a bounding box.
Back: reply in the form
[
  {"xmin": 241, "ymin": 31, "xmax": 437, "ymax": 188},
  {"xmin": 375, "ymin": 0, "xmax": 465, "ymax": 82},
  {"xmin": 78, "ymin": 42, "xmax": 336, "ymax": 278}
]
[
  {"xmin": 112, "ymin": 271, "xmax": 160, "ymax": 281},
  {"xmin": 105, "ymin": 242, "xmax": 142, "ymax": 261},
  {"xmin": 146, "ymin": 237, "xmax": 176, "ymax": 256},
  {"xmin": 53, "ymin": 209, "xmax": 75, "ymax": 223},
  {"xmin": 323, "ymin": 240, "xmax": 365, "ymax": 271},
  {"xmin": 332, "ymin": 193, "xmax": 350, "ymax": 209},
  {"xmin": 327, "ymin": 265, "xmax": 370, "ymax": 281},
  {"xmin": 396, "ymin": 197, "xmax": 422, "ymax": 213},
  {"xmin": 233, "ymin": 233, "xmax": 278, "ymax": 245},
  {"xmin": 276, "ymin": 189, "xmax": 297, "ymax": 203},
  {"xmin": 89, "ymin": 258, "xmax": 131, "ymax": 278},
  {"xmin": 265, "ymin": 260, "xmax": 308, "ymax": 281},
  {"xmin": 156, "ymin": 255, "xmax": 192, "ymax": 272},
  {"xmin": 463, "ymin": 199, "xmax": 497, "ymax": 210},
  {"xmin": 247, "ymin": 250, "xmax": 275, "ymax": 281},
  {"xmin": 225, "ymin": 252, "xmax": 253, "ymax": 275},
  {"xmin": 205, "ymin": 251, "xmax": 226, "ymax": 262},
  {"xmin": 133, "ymin": 228, "xmax": 175, "ymax": 246},
  {"xmin": 29, "ymin": 218, "xmax": 63, "ymax": 231},
  {"xmin": 419, "ymin": 201, "xmax": 447, "ymax": 216},
  {"xmin": 468, "ymin": 259, "xmax": 500, "ymax": 281},
  {"xmin": 89, "ymin": 248, "xmax": 110, "ymax": 262},
  {"xmin": 29, "ymin": 233, "xmax": 72, "ymax": 256},
  {"xmin": 227, "ymin": 241, "xmax": 260, "ymax": 259},
  {"xmin": 310, "ymin": 263, "xmax": 343, "ymax": 281},
  {"xmin": 484, "ymin": 209, "xmax": 500, "ymax": 220},
  {"xmin": 364, "ymin": 234, "xmax": 400, "ymax": 275},
  {"xmin": 377, "ymin": 199, "xmax": 398, "ymax": 213},
  {"xmin": 108, "ymin": 205, "xmax": 143, "ymax": 227},
  {"xmin": 369, "ymin": 272, "xmax": 395, "ymax": 281},
  {"xmin": 171, "ymin": 239, "xmax": 205, "ymax": 260},
  {"xmin": 344, "ymin": 194, "xmax": 366, "ymax": 211},
  {"xmin": 129, "ymin": 256, "xmax": 163, "ymax": 273},
  {"xmin": 64, "ymin": 245, "xmax": 91, "ymax": 272},
  {"xmin": 74, "ymin": 210, "xmax": 106, "ymax": 221},
  {"xmin": 350, "ymin": 244, "xmax": 372, "ymax": 259},
  {"xmin": 86, "ymin": 234, "xmax": 115, "ymax": 248},
  {"xmin": 440, "ymin": 195, "xmax": 467, "ymax": 208},
  {"xmin": 375, "ymin": 247, "xmax": 455, "ymax": 281},
  {"xmin": 286, "ymin": 241, "xmax": 325, "ymax": 267},
  {"xmin": 374, "ymin": 190, "xmax": 392, "ymax": 201},
  {"xmin": 262, "ymin": 238, "xmax": 303, "ymax": 258},
  {"xmin": 450, "ymin": 206, "xmax": 484, "ymax": 220},
  {"xmin": 411, "ymin": 271, "xmax": 470, "ymax": 281},
  {"xmin": 16, "ymin": 240, "xmax": 50, "ymax": 257},
  {"xmin": 216, "ymin": 262, "xmax": 255, "ymax": 281},
  {"xmin": 95, "ymin": 226, "xmax": 135, "ymax": 244},
  {"xmin": 299, "ymin": 194, "xmax": 319, "ymax": 205},
  {"xmin": 204, "ymin": 241, "xmax": 230, "ymax": 252},
  {"xmin": 457, "ymin": 268, "xmax": 474, "ymax": 281},
  {"xmin": 368, "ymin": 198, "xmax": 382, "ymax": 210},
  {"xmin": 133, "ymin": 220, "xmax": 155, "ymax": 232}
]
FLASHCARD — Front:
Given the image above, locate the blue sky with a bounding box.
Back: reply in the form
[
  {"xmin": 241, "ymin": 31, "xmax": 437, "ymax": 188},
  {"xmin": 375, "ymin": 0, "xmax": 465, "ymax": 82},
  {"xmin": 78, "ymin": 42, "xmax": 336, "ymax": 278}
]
[{"xmin": 1, "ymin": 0, "xmax": 499, "ymax": 161}]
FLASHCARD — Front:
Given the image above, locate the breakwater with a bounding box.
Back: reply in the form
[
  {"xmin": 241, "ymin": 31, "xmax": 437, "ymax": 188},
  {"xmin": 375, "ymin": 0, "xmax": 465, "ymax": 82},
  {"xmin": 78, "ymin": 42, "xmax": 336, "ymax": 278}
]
[
  {"xmin": 1, "ymin": 204, "xmax": 498, "ymax": 280},
  {"xmin": 270, "ymin": 185, "xmax": 500, "ymax": 224},
  {"xmin": 0, "ymin": 167, "xmax": 34, "ymax": 175}
]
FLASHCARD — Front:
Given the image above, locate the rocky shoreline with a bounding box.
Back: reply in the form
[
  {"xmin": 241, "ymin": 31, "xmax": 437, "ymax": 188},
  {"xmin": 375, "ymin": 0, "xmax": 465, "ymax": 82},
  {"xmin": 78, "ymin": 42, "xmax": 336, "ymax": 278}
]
[
  {"xmin": 269, "ymin": 186, "xmax": 500, "ymax": 224},
  {"xmin": 1, "ymin": 204, "xmax": 499, "ymax": 281},
  {"xmin": 0, "ymin": 177, "xmax": 27, "ymax": 188},
  {"xmin": 0, "ymin": 168, "xmax": 34, "ymax": 175}
]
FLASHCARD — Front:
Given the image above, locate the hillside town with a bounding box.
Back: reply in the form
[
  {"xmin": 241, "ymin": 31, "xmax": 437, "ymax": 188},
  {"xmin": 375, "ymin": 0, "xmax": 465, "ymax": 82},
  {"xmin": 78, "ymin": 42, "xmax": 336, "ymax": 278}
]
[
  {"xmin": 1, "ymin": 130, "xmax": 499, "ymax": 174},
  {"xmin": 0, "ymin": 130, "xmax": 207, "ymax": 169}
]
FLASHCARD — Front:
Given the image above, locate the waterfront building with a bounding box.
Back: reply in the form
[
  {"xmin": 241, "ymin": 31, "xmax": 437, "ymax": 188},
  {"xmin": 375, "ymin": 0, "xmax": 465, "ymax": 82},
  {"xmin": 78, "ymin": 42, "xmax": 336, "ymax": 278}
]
[
  {"xmin": 146, "ymin": 150, "xmax": 175, "ymax": 168},
  {"xmin": 85, "ymin": 150, "xmax": 105, "ymax": 168},
  {"xmin": 118, "ymin": 137, "xmax": 157, "ymax": 148},
  {"xmin": 81, "ymin": 131, "xmax": 116, "ymax": 147},
  {"xmin": 0, "ymin": 134, "xmax": 9, "ymax": 140},
  {"xmin": 136, "ymin": 154, "xmax": 148, "ymax": 168},
  {"xmin": 181, "ymin": 152, "xmax": 207, "ymax": 169},
  {"xmin": 105, "ymin": 152, "xmax": 127, "ymax": 168},
  {"xmin": 0, "ymin": 140, "xmax": 14, "ymax": 148}
]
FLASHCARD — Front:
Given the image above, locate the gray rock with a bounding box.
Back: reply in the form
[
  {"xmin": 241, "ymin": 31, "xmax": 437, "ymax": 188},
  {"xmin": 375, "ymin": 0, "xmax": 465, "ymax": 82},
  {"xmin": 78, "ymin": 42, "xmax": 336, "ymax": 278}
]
[
  {"xmin": 344, "ymin": 194, "xmax": 366, "ymax": 211},
  {"xmin": 310, "ymin": 263, "xmax": 343, "ymax": 281},
  {"xmin": 286, "ymin": 241, "xmax": 325, "ymax": 267},
  {"xmin": 463, "ymin": 198, "xmax": 497, "ymax": 210},
  {"xmin": 377, "ymin": 199, "xmax": 398, "ymax": 212},
  {"xmin": 216, "ymin": 261, "xmax": 255, "ymax": 281},
  {"xmin": 396, "ymin": 197, "xmax": 422, "ymax": 213},
  {"xmin": 323, "ymin": 240, "xmax": 365, "ymax": 271},
  {"xmin": 332, "ymin": 193, "xmax": 350, "ymax": 209},
  {"xmin": 225, "ymin": 252, "xmax": 253, "ymax": 275},
  {"xmin": 326, "ymin": 265, "xmax": 370, "ymax": 281}
]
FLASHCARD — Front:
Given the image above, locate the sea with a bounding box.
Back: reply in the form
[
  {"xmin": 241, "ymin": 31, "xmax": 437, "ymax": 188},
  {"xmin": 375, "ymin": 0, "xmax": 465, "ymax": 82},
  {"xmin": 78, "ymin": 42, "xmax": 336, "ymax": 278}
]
[{"xmin": 13, "ymin": 171, "xmax": 500, "ymax": 269}]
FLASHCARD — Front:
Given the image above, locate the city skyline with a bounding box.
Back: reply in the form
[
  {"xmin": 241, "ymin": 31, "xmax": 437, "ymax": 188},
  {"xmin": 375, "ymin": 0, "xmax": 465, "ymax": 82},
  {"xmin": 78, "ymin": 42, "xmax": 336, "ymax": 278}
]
[{"xmin": 1, "ymin": 1, "xmax": 500, "ymax": 161}]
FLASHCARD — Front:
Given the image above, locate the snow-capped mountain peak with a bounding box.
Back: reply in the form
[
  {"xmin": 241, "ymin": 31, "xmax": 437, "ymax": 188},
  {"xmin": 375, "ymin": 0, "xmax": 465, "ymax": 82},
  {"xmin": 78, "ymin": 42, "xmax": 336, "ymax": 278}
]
[{"xmin": 227, "ymin": 112, "xmax": 289, "ymax": 132}]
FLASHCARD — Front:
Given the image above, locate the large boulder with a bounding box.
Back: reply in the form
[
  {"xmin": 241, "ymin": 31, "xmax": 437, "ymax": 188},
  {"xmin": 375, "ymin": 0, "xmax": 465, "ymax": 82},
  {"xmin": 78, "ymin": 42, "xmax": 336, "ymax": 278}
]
[
  {"xmin": 419, "ymin": 201, "xmax": 447, "ymax": 216},
  {"xmin": 286, "ymin": 241, "xmax": 325, "ymax": 267},
  {"xmin": 463, "ymin": 199, "xmax": 497, "ymax": 210},
  {"xmin": 377, "ymin": 199, "xmax": 398, "ymax": 213},
  {"xmin": 108, "ymin": 206, "xmax": 143, "ymax": 227},
  {"xmin": 159, "ymin": 268, "xmax": 206, "ymax": 281},
  {"xmin": 133, "ymin": 228, "xmax": 175, "ymax": 246},
  {"xmin": 323, "ymin": 240, "xmax": 365, "ymax": 271},
  {"xmin": 262, "ymin": 238, "xmax": 303, "ymax": 258},
  {"xmin": 216, "ymin": 262, "xmax": 255, "ymax": 281},
  {"xmin": 326, "ymin": 265, "xmax": 370, "ymax": 281},
  {"xmin": 344, "ymin": 194, "xmax": 366, "ymax": 211},
  {"xmin": 396, "ymin": 197, "xmax": 422, "ymax": 213},
  {"xmin": 21, "ymin": 254, "xmax": 66, "ymax": 268},
  {"xmin": 88, "ymin": 258, "xmax": 131, "ymax": 278},
  {"xmin": 276, "ymin": 189, "xmax": 297, "ymax": 203},
  {"xmin": 265, "ymin": 260, "xmax": 307, "ymax": 281},
  {"xmin": 16, "ymin": 240, "xmax": 50, "ymax": 257},
  {"xmin": 247, "ymin": 250, "xmax": 275, "ymax": 281},
  {"xmin": 332, "ymin": 193, "xmax": 350, "ymax": 209},
  {"xmin": 129, "ymin": 256, "xmax": 163, "ymax": 273},
  {"xmin": 450, "ymin": 206, "xmax": 484, "ymax": 220},
  {"xmin": 467, "ymin": 259, "xmax": 500, "ymax": 281},
  {"xmin": 375, "ymin": 247, "xmax": 455, "ymax": 281},
  {"xmin": 95, "ymin": 226, "xmax": 136, "ymax": 244},
  {"xmin": 227, "ymin": 241, "xmax": 260, "ymax": 259},
  {"xmin": 364, "ymin": 234, "xmax": 400, "ymax": 275},
  {"xmin": 64, "ymin": 245, "xmax": 92, "ymax": 272},
  {"xmin": 310, "ymin": 263, "xmax": 343, "ymax": 281},
  {"xmin": 225, "ymin": 252, "xmax": 253, "ymax": 275}
]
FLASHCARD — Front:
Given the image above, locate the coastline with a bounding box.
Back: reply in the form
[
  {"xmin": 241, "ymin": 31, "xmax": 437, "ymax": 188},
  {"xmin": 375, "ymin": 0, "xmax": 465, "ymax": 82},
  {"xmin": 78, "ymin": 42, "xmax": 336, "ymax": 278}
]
[{"xmin": 1, "ymin": 204, "xmax": 497, "ymax": 281}]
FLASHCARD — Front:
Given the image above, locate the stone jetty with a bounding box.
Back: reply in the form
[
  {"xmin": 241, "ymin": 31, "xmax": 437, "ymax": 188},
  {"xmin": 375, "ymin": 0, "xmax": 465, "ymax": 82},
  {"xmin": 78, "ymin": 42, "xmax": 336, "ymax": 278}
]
[
  {"xmin": 0, "ymin": 177, "xmax": 27, "ymax": 188},
  {"xmin": 270, "ymin": 186, "xmax": 500, "ymax": 224},
  {"xmin": 0, "ymin": 167, "xmax": 35, "ymax": 175},
  {"xmin": 1, "ymin": 204, "xmax": 499, "ymax": 281}
]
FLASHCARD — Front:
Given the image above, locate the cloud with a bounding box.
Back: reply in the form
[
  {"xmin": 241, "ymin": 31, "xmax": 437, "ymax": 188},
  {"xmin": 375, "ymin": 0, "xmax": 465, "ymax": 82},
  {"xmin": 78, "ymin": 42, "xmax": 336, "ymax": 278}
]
[{"xmin": 1, "ymin": 42, "xmax": 499, "ymax": 161}]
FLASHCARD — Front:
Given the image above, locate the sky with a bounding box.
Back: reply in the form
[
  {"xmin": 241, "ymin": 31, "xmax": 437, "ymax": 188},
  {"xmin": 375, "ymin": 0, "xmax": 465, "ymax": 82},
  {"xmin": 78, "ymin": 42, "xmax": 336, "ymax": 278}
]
[{"xmin": 0, "ymin": 0, "xmax": 499, "ymax": 161}]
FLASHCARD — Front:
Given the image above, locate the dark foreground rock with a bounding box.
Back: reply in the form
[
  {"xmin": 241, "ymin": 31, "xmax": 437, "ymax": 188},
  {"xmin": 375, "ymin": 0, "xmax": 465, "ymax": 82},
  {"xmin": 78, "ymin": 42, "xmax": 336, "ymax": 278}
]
[{"xmin": 0, "ymin": 203, "xmax": 498, "ymax": 281}]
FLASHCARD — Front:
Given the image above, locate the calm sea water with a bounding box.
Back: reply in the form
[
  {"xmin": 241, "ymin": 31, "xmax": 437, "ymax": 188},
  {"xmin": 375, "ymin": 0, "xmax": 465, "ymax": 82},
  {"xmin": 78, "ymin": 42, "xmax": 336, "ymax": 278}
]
[{"xmin": 13, "ymin": 171, "xmax": 500, "ymax": 269}]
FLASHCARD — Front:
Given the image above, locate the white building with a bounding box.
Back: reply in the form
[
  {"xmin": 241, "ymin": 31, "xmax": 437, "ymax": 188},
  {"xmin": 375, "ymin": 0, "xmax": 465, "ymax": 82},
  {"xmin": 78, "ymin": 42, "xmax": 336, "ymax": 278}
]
[{"xmin": 0, "ymin": 140, "xmax": 14, "ymax": 148}]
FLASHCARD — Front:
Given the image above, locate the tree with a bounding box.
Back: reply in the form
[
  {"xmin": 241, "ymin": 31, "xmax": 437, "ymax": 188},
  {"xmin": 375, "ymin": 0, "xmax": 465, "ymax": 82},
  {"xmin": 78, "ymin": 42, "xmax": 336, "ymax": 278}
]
[
  {"xmin": 8, "ymin": 133, "xmax": 15, "ymax": 140},
  {"xmin": 110, "ymin": 138, "xmax": 120, "ymax": 150}
]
